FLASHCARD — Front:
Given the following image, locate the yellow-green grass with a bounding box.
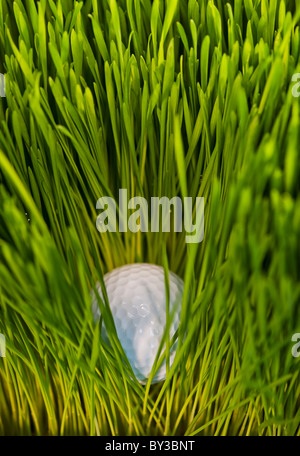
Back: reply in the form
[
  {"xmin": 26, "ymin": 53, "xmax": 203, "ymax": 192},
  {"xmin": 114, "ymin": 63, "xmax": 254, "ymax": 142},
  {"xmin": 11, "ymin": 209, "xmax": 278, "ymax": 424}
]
[{"xmin": 0, "ymin": 0, "xmax": 300, "ymax": 435}]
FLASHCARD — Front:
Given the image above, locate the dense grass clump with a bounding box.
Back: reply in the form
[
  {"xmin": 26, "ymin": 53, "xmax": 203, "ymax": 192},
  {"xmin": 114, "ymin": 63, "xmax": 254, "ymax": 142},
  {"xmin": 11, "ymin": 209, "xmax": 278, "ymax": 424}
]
[{"xmin": 0, "ymin": 0, "xmax": 300, "ymax": 435}]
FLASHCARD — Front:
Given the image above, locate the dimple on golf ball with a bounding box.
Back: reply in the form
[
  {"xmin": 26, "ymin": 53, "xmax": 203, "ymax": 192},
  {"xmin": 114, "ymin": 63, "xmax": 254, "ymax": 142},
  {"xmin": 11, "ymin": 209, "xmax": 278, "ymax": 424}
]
[{"xmin": 91, "ymin": 263, "xmax": 184, "ymax": 384}]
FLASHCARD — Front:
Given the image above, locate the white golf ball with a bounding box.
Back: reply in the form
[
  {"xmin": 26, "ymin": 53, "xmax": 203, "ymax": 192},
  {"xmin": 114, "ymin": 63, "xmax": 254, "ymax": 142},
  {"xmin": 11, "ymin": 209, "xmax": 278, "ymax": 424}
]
[{"xmin": 91, "ymin": 263, "xmax": 184, "ymax": 384}]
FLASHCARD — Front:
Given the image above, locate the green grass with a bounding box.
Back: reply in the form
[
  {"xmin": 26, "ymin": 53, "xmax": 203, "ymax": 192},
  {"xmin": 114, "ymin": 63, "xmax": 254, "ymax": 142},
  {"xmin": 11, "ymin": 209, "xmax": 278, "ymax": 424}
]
[{"xmin": 0, "ymin": 0, "xmax": 300, "ymax": 436}]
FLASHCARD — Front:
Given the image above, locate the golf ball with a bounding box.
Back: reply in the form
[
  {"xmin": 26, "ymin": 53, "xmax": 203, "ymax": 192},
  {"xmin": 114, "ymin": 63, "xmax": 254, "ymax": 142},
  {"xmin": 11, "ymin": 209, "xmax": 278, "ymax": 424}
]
[{"xmin": 91, "ymin": 263, "xmax": 184, "ymax": 384}]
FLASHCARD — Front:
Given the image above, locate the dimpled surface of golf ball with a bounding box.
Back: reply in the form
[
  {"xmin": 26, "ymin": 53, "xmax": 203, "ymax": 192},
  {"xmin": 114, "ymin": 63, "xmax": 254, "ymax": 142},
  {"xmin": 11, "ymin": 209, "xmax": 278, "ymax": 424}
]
[{"xmin": 92, "ymin": 263, "xmax": 184, "ymax": 384}]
